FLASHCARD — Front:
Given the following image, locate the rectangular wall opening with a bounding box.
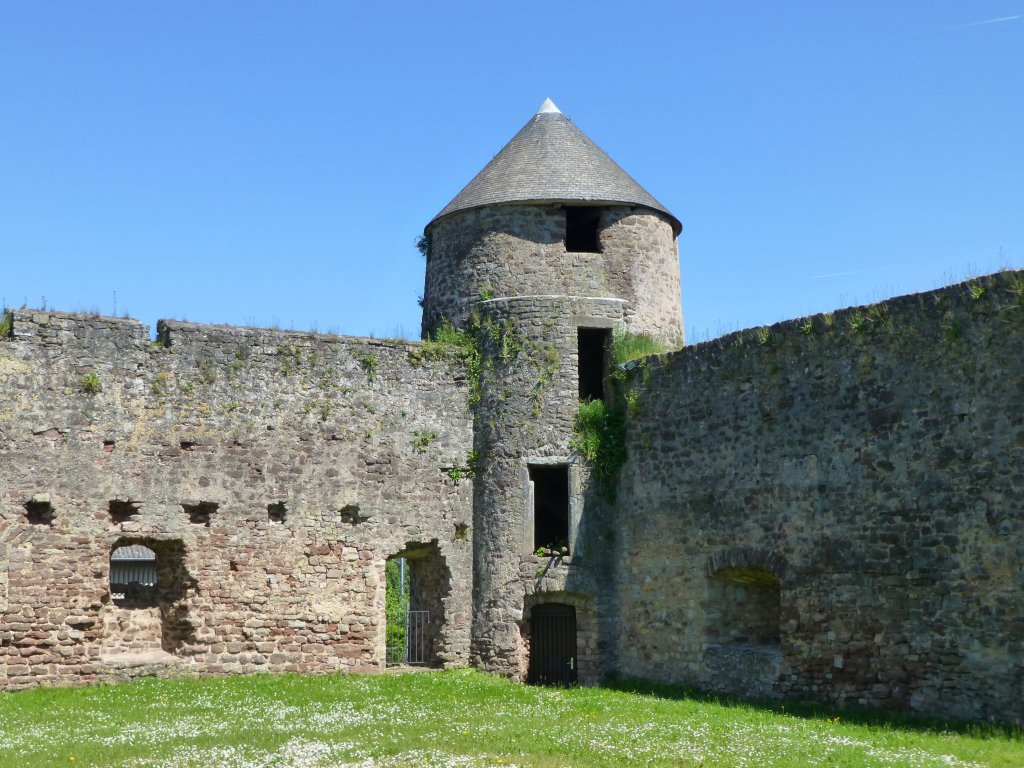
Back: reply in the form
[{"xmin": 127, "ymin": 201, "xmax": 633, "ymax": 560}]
[
  {"xmin": 578, "ymin": 327, "xmax": 610, "ymax": 402},
  {"xmin": 529, "ymin": 464, "xmax": 570, "ymax": 555},
  {"xmin": 109, "ymin": 499, "xmax": 141, "ymax": 524},
  {"xmin": 103, "ymin": 538, "xmax": 195, "ymax": 660},
  {"xmin": 183, "ymin": 501, "xmax": 218, "ymax": 527},
  {"xmin": 565, "ymin": 206, "xmax": 602, "ymax": 253},
  {"xmin": 24, "ymin": 497, "xmax": 54, "ymax": 526},
  {"xmin": 267, "ymin": 502, "xmax": 287, "ymax": 524}
]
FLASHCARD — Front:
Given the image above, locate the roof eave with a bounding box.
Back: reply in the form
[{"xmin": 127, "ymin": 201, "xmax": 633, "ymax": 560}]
[{"xmin": 426, "ymin": 199, "xmax": 682, "ymax": 237}]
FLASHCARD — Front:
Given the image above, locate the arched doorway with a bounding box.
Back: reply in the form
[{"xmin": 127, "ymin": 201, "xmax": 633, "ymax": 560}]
[
  {"xmin": 102, "ymin": 538, "xmax": 194, "ymax": 658},
  {"xmin": 527, "ymin": 603, "xmax": 577, "ymax": 686},
  {"xmin": 384, "ymin": 540, "xmax": 450, "ymax": 667}
]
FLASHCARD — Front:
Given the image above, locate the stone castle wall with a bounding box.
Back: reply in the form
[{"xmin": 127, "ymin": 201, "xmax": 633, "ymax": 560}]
[
  {"xmin": 612, "ymin": 271, "xmax": 1024, "ymax": 721},
  {"xmin": 0, "ymin": 310, "xmax": 474, "ymax": 689},
  {"xmin": 423, "ymin": 205, "xmax": 683, "ymax": 345},
  {"xmin": 1, "ymin": 265, "xmax": 1021, "ymax": 723}
]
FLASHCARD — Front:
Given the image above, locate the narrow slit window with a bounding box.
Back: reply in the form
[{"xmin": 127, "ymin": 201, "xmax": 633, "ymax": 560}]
[
  {"xmin": 578, "ymin": 328, "xmax": 610, "ymax": 402},
  {"xmin": 529, "ymin": 464, "xmax": 570, "ymax": 555},
  {"xmin": 565, "ymin": 206, "xmax": 602, "ymax": 253}
]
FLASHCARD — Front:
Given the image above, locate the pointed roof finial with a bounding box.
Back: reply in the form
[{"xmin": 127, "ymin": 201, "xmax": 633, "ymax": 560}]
[{"xmin": 537, "ymin": 98, "xmax": 561, "ymax": 115}]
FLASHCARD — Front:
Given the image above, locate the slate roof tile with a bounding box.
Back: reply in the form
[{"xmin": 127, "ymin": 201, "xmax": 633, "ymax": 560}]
[{"xmin": 430, "ymin": 100, "xmax": 680, "ymax": 233}]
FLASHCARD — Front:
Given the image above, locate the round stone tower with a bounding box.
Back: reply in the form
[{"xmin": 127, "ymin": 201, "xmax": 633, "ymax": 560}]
[
  {"xmin": 422, "ymin": 99, "xmax": 684, "ymax": 683},
  {"xmin": 422, "ymin": 98, "xmax": 683, "ymax": 346}
]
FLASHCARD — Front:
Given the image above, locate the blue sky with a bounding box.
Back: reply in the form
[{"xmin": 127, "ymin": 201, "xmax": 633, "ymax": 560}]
[{"xmin": 2, "ymin": 2, "xmax": 1021, "ymax": 342}]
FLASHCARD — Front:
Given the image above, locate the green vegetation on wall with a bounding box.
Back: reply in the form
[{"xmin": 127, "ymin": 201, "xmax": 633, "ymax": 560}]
[
  {"xmin": 446, "ymin": 449, "xmax": 478, "ymax": 485},
  {"xmin": 81, "ymin": 372, "xmax": 102, "ymax": 395},
  {"xmin": 414, "ymin": 315, "xmax": 523, "ymax": 407},
  {"xmin": 574, "ymin": 327, "xmax": 675, "ymax": 502},
  {"xmin": 415, "ymin": 232, "xmax": 432, "ymax": 260},
  {"xmin": 572, "ymin": 398, "xmax": 627, "ymax": 502},
  {"xmin": 611, "ymin": 328, "xmax": 673, "ymax": 366},
  {"xmin": 385, "ymin": 558, "xmax": 411, "ymax": 664},
  {"xmin": 411, "ymin": 429, "xmax": 438, "ymax": 453}
]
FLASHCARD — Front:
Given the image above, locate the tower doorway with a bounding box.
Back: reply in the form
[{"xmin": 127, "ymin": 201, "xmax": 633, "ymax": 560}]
[{"xmin": 527, "ymin": 603, "xmax": 577, "ymax": 686}]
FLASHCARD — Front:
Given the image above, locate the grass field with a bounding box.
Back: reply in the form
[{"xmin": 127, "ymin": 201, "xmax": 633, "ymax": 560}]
[{"xmin": 0, "ymin": 670, "xmax": 1020, "ymax": 767}]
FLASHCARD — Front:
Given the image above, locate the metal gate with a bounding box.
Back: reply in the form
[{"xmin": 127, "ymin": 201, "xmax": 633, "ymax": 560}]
[
  {"xmin": 386, "ymin": 609, "xmax": 430, "ymax": 666},
  {"xmin": 527, "ymin": 603, "xmax": 577, "ymax": 686}
]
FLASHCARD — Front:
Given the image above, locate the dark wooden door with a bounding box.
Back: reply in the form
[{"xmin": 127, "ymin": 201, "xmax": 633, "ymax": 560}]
[{"xmin": 527, "ymin": 603, "xmax": 577, "ymax": 686}]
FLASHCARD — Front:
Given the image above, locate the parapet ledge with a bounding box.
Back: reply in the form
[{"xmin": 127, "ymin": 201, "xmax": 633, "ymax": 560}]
[
  {"xmin": 155, "ymin": 318, "xmax": 422, "ymax": 350},
  {"xmin": 1, "ymin": 308, "xmax": 434, "ymax": 359},
  {"xmin": 649, "ymin": 268, "xmax": 1024, "ymax": 372},
  {"xmin": 4, "ymin": 308, "xmax": 149, "ymax": 346}
]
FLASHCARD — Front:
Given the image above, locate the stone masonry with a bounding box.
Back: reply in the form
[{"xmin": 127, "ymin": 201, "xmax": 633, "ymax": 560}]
[
  {"xmin": 0, "ymin": 312, "xmax": 473, "ymax": 688},
  {"xmin": 1, "ymin": 100, "xmax": 1021, "ymax": 724},
  {"xmin": 423, "ymin": 204, "xmax": 683, "ymax": 346},
  {"xmin": 613, "ymin": 271, "xmax": 1024, "ymax": 721}
]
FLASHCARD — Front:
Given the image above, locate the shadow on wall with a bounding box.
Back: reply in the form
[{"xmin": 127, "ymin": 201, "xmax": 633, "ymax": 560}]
[{"xmin": 105, "ymin": 538, "xmax": 198, "ymax": 656}]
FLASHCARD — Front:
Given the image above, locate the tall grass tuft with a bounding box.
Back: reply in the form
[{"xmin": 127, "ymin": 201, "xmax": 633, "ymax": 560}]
[
  {"xmin": 572, "ymin": 398, "xmax": 627, "ymax": 502},
  {"xmin": 611, "ymin": 327, "xmax": 673, "ymax": 365}
]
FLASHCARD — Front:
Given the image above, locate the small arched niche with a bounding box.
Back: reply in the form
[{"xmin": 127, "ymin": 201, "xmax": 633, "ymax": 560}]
[
  {"xmin": 706, "ymin": 566, "xmax": 781, "ymax": 647},
  {"xmin": 703, "ymin": 564, "xmax": 783, "ymax": 698}
]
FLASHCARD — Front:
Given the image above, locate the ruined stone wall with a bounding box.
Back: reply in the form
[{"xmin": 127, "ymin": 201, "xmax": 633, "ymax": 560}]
[
  {"xmin": 612, "ymin": 271, "xmax": 1024, "ymax": 722},
  {"xmin": 423, "ymin": 205, "xmax": 683, "ymax": 346},
  {"xmin": 0, "ymin": 310, "xmax": 474, "ymax": 689}
]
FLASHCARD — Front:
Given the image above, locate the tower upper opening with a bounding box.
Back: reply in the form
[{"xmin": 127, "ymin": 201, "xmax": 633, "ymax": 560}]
[{"xmin": 428, "ymin": 100, "xmax": 681, "ymax": 234}]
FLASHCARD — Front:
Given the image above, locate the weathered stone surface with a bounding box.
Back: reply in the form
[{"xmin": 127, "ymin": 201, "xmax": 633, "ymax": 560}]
[
  {"xmin": 423, "ymin": 204, "xmax": 683, "ymax": 346},
  {"xmin": 2, "ymin": 269, "xmax": 1020, "ymax": 723},
  {"xmin": 613, "ymin": 272, "xmax": 1024, "ymax": 722},
  {"xmin": 0, "ymin": 313, "xmax": 473, "ymax": 687}
]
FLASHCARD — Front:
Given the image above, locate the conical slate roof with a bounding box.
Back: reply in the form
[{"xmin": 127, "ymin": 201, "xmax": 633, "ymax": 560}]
[{"xmin": 429, "ymin": 99, "xmax": 680, "ymax": 234}]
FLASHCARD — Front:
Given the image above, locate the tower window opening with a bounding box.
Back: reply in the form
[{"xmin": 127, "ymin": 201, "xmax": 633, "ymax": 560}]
[
  {"xmin": 529, "ymin": 464, "xmax": 570, "ymax": 554},
  {"xmin": 578, "ymin": 328, "xmax": 610, "ymax": 402},
  {"xmin": 565, "ymin": 206, "xmax": 602, "ymax": 253}
]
